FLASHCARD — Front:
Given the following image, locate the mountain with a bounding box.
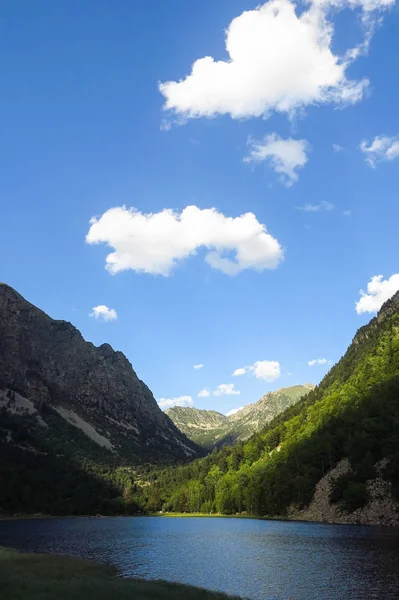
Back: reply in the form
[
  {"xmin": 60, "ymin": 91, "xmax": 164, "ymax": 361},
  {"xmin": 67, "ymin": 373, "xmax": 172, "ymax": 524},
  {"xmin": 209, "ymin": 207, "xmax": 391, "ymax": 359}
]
[
  {"xmin": 165, "ymin": 407, "xmax": 228, "ymax": 449},
  {"xmin": 0, "ymin": 283, "xmax": 201, "ymax": 515},
  {"xmin": 166, "ymin": 384, "xmax": 314, "ymax": 449},
  {"xmin": 143, "ymin": 292, "xmax": 399, "ymax": 525}
]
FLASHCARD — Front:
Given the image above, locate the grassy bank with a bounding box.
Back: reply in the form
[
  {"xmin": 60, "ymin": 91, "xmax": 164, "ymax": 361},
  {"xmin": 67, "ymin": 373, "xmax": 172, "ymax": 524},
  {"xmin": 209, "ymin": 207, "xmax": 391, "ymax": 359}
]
[
  {"xmin": 161, "ymin": 512, "xmax": 256, "ymax": 519},
  {"xmin": 160, "ymin": 512, "xmax": 287, "ymax": 521},
  {"xmin": 0, "ymin": 547, "xmax": 244, "ymax": 600}
]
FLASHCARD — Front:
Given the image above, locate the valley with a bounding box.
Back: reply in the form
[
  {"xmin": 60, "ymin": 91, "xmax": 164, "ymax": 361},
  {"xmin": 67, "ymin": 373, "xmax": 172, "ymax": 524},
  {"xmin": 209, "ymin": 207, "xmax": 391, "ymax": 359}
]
[
  {"xmin": 1, "ymin": 283, "xmax": 399, "ymax": 527},
  {"xmin": 166, "ymin": 384, "xmax": 314, "ymax": 449}
]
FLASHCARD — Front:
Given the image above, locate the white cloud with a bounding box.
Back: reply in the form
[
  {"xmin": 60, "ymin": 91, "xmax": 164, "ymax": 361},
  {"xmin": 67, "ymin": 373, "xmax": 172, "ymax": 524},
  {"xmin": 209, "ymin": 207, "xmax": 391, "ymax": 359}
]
[
  {"xmin": 355, "ymin": 274, "xmax": 399, "ymax": 314},
  {"xmin": 308, "ymin": 358, "xmax": 332, "ymax": 366},
  {"xmin": 244, "ymin": 134, "xmax": 310, "ymax": 186},
  {"xmin": 158, "ymin": 0, "xmax": 389, "ymax": 123},
  {"xmin": 214, "ymin": 384, "xmax": 241, "ymax": 396},
  {"xmin": 158, "ymin": 395, "xmax": 194, "ymax": 410},
  {"xmin": 232, "ymin": 360, "xmax": 281, "ymax": 381},
  {"xmin": 252, "ymin": 360, "xmax": 281, "ymax": 381},
  {"xmin": 333, "ymin": 144, "xmax": 343, "ymax": 152},
  {"xmin": 324, "ymin": 0, "xmax": 394, "ymax": 10},
  {"xmin": 86, "ymin": 205, "xmax": 283, "ymax": 277},
  {"xmin": 198, "ymin": 388, "xmax": 210, "ymax": 398},
  {"xmin": 342, "ymin": 210, "xmax": 352, "ymax": 216},
  {"xmin": 89, "ymin": 305, "xmax": 118, "ymax": 322},
  {"xmin": 226, "ymin": 406, "xmax": 244, "ymax": 417},
  {"xmin": 232, "ymin": 368, "xmax": 247, "ymax": 377},
  {"xmin": 296, "ymin": 200, "xmax": 334, "ymax": 212},
  {"xmin": 160, "ymin": 120, "xmax": 172, "ymax": 132},
  {"xmin": 193, "ymin": 364, "xmax": 204, "ymax": 370},
  {"xmin": 360, "ymin": 135, "xmax": 399, "ymax": 167}
]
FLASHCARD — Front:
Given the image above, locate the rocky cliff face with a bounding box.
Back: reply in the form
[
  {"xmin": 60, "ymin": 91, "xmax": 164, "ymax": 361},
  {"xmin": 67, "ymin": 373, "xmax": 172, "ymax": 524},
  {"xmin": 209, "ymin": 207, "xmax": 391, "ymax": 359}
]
[
  {"xmin": 0, "ymin": 283, "xmax": 200, "ymax": 462},
  {"xmin": 289, "ymin": 459, "xmax": 399, "ymax": 526},
  {"xmin": 166, "ymin": 384, "xmax": 314, "ymax": 449}
]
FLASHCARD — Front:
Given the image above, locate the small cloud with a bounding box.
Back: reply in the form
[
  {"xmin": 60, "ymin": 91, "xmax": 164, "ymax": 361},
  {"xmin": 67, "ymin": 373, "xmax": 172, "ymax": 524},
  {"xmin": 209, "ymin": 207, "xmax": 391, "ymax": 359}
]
[
  {"xmin": 252, "ymin": 360, "xmax": 281, "ymax": 381},
  {"xmin": 355, "ymin": 274, "xmax": 399, "ymax": 314},
  {"xmin": 232, "ymin": 368, "xmax": 246, "ymax": 377},
  {"xmin": 342, "ymin": 210, "xmax": 352, "ymax": 217},
  {"xmin": 158, "ymin": 395, "xmax": 194, "ymax": 410},
  {"xmin": 232, "ymin": 360, "xmax": 280, "ymax": 382},
  {"xmin": 226, "ymin": 406, "xmax": 244, "ymax": 417},
  {"xmin": 308, "ymin": 358, "xmax": 332, "ymax": 367},
  {"xmin": 89, "ymin": 305, "xmax": 118, "ymax": 322},
  {"xmin": 160, "ymin": 120, "xmax": 172, "ymax": 132},
  {"xmin": 214, "ymin": 384, "xmax": 240, "ymax": 396},
  {"xmin": 193, "ymin": 364, "xmax": 204, "ymax": 370},
  {"xmin": 244, "ymin": 134, "xmax": 310, "ymax": 186},
  {"xmin": 296, "ymin": 201, "xmax": 335, "ymax": 213},
  {"xmin": 287, "ymin": 371, "xmax": 293, "ymax": 377},
  {"xmin": 360, "ymin": 135, "xmax": 399, "ymax": 167},
  {"xmin": 333, "ymin": 144, "xmax": 343, "ymax": 153},
  {"xmin": 198, "ymin": 388, "xmax": 210, "ymax": 398}
]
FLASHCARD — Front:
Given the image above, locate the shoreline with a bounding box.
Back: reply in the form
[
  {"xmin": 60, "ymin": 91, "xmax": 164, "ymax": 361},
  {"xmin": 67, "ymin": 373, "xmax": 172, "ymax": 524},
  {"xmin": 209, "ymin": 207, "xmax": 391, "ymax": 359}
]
[
  {"xmin": 0, "ymin": 546, "xmax": 244, "ymax": 599},
  {"xmin": 1, "ymin": 512, "xmax": 395, "ymax": 528}
]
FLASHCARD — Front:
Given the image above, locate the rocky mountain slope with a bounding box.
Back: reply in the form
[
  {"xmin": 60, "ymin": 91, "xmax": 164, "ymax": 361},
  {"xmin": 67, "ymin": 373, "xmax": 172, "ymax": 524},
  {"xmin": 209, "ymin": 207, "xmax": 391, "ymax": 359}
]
[
  {"xmin": 165, "ymin": 407, "xmax": 228, "ymax": 448},
  {"xmin": 0, "ymin": 283, "xmax": 200, "ymax": 463},
  {"xmin": 0, "ymin": 283, "xmax": 205, "ymax": 514},
  {"xmin": 166, "ymin": 384, "xmax": 314, "ymax": 449},
  {"xmin": 145, "ymin": 291, "xmax": 399, "ymax": 524}
]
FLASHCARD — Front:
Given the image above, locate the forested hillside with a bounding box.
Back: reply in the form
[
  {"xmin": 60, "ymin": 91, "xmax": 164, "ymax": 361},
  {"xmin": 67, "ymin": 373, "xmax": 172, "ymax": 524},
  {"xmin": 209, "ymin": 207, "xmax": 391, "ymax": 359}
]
[{"xmin": 140, "ymin": 292, "xmax": 399, "ymax": 518}]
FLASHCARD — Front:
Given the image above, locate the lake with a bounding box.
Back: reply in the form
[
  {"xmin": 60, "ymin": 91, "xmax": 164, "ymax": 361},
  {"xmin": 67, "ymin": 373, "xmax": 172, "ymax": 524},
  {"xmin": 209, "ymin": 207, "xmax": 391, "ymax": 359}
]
[{"xmin": 1, "ymin": 516, "xmax": 399, "ymax": 599}]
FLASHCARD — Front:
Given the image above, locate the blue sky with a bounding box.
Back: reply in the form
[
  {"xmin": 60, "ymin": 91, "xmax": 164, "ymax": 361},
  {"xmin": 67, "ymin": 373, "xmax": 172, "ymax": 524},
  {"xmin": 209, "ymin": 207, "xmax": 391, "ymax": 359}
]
[{"xmin": 1, "ymin": 0, "xmax": 399, "ymax": 414}]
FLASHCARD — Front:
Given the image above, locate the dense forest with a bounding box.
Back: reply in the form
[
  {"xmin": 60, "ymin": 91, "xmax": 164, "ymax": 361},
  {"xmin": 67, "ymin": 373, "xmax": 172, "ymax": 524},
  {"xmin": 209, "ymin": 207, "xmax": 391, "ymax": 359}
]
[
  {"xmin": 0, "ymin": 403, "xmax": 146, "ymax": 516},
  {"xmin": 137, "ymin": 295, "xmax": 399, "ymax": 516}
]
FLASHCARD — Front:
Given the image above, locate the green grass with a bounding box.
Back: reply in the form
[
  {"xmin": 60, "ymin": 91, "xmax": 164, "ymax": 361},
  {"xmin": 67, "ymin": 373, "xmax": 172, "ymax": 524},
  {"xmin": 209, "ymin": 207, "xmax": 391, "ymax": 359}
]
[
  {"xmin": 160, "ymin": 512, "xmax": 284, "ymax": 521},
  {"xmin": 0, "ymin": 547, "xmax": 245, "ymax": 600},
  {"xmin": 161, "ymin": 512, "xmax": 254, "ymax": 519}
]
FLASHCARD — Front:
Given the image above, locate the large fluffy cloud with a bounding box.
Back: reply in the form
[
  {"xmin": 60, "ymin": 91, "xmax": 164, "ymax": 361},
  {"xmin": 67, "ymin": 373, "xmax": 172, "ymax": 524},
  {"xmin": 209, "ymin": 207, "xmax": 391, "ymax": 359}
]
[
  {"xmin": 158, "ymin": 395, "xmax": 194, "ymax": 410},
  {"xmin": 158, "ymin": 0, "xmax": 392, "ymax": 122},
  {"xmin": 86, "ymin": 205, "xmax": 283, "ymax": 277},
  {"xmin": 232, "ymin": 360, "xmax": 281, "ymax": 381},
  {"xmin": 89, "ymin": 305, "xmax": 118, "ymax": 322},
  {"xmin": 355, "ymin": 274, "xmax": 399, "ymax": 314},
  {"xmin": 244, "ymin": 134, "xmax": 309, "ymax": 186},
  {"xmin": 360, "ymin": 135, "xmax": 399, "ymax": 167}
]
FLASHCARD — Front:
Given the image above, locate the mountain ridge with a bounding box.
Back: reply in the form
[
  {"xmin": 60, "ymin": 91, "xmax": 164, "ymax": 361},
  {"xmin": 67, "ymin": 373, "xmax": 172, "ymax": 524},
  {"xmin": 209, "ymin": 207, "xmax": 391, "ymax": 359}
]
[
  {"xmin": 166, "ymin": 384, "xmax": 314, "ymax": 449},
  {"xmin": 0, "ymin": 282, "xmax": 201, "ymax": 463}
]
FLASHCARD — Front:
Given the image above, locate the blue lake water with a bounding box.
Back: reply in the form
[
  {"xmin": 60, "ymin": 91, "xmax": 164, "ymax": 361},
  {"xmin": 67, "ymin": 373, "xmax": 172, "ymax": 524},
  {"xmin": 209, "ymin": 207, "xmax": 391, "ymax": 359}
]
[{"xmin": 1, "ymin": 516, "xmax": 399, "ymax": 599}]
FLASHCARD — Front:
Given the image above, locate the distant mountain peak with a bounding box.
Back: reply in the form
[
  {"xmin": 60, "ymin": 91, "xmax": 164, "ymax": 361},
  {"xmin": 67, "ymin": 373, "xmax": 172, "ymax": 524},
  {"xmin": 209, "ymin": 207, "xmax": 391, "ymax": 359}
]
[{"xmin": 167, "ymin": 384, "xmax": 313, "ymax": 449}]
